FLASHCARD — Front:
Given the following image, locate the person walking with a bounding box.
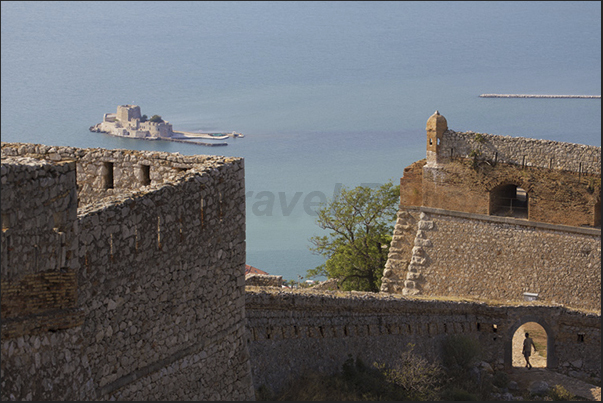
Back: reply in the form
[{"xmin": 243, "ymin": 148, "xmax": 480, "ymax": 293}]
[{"xmin": 522, "ymin": 332, "xmax": 537, "ymax": 369}]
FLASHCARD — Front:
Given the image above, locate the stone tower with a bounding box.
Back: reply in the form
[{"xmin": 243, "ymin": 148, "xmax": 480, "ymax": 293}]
[
  {"xmin": 116, "ymin": 104, "xmax": 141, "ymax": 123},
  {"xmin": 425, "ymin": 110, "xmax": 447, "ymax": 165}
]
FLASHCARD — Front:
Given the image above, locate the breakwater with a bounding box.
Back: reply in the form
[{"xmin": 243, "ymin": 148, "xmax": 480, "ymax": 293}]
[
  {"xmin": 480, "ymin": 94, "xmax": 601, "ymax": 99},
  {"xmin": 96, "ymin": 130, "xmax": 228, "ymax": 146}
]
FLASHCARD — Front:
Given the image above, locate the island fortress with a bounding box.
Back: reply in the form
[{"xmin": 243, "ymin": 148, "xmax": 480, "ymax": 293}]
[
  {"xmin": 91, "ymin": 104, "xmax": 175, "ymax": 139},
  {"xmin": 1, "ymin": 112, "xmax": 600, "ymax": 400},
  {"xmin": 89, "ymin": 104, "xmax": 242, "ymax": 143}
]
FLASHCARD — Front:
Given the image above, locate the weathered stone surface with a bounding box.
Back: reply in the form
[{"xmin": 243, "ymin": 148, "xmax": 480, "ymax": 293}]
[
  {"xmin": 245, "ymin": 274, "xmax": 283, "ymax": 287},
  {"xmin": 383, "ymin": 114, "xmax": 601, "ymax": 312},
  {"xmin": 1, "ymin": 142, "xmax": 254, "ymax": 401},
  {"xmin": 246, "ymin": 289, "xmax": 601, "ymax": 396}
]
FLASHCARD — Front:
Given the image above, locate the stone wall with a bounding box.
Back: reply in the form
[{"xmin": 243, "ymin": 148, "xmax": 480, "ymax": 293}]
[
  {"xmin": 439, "ymin": 130, "xmax": 601, "ymax": 175},
  {"xmin": 1, "ymin": 156, "xmax": 89, "ymax": 400},
  {"xmin": 245, "ymin": 288, "xmax": 601, "ymax": 396},
  {"xmin": 1, "ymin": 143, "xmax": 254, "ymax": 401},
  {"xmin": 420, "ymin": 157, "xmax": 600, "ymax": 227},
  {"xmin": 400, "ymin": 208, "xmax": 601, "ymax": 312},
  {"xmin": 1, "ymin": 156, "xmax": 82, "ymax": 337},
  {"xmin": 0, "ymin": 143, "xmax": 236, "ymax": 207},
  {"xmin": 245, "ymin": 274, "xmax": 283, "ymax": 287},
  {"xmin": 383, "ymin": 113, "xmax": 601, "ymax": 308}
]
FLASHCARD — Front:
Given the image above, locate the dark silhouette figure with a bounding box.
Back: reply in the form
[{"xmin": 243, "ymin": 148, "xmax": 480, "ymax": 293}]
[{"xmin": 522, "ymin": 332, "xmax": 537, "ymax": 369}]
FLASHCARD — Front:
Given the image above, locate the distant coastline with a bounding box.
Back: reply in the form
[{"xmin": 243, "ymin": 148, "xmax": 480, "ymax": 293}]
[{"xmin": 479, "ymin": 94, "xmax": 601, "ymax": 99}]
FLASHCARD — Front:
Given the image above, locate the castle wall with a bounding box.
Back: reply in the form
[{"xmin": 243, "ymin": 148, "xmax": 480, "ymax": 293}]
[
  {"xmin": 1, "ymin": 156, "xmax": 90, "ymax": 400},
  {"xmin": 384, "ymin": 115, "xmax": 601, "ymax": 304},
  {"xmin": 1, "ymin": 143, "xmax": 254, "ymax": 400},
  {"xmin": 246, "ymin": 289, "xmax": 601, "ymax": 395},
  {"xmin": 423, "ymin": 161, "xmax": 600, "ymax": 227},
  {"xmin": 439, "ymin": 130, "xmax": 601, "ymax": 175},
  {"xmin": 1, "ymin": 156, "xmax": 78, "ymax": 279},
  {"xmin": 403, "ymin": 208, "xmax": 601, "ymax": 312}
]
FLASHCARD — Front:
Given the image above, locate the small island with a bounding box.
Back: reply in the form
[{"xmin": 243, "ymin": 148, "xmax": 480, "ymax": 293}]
[{"xmin": 89, "ymin": 104, "xmax": 243, "ymax": 146}]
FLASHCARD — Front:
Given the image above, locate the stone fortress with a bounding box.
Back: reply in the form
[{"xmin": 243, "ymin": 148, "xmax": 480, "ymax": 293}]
[
  {"xmin": 1, "ymin": 112, "xmax": 601, "ymax": 400},
  {"xmin": 89, "ymin": 104, "xmax": 243, "ymax": 144},
  {"xmin": 380, "ymin": 111, "xmax": 601, "ymax": 312},
  {"xmin": 91, "ymin": 104, "xmax": 176, "ymax": 139}
]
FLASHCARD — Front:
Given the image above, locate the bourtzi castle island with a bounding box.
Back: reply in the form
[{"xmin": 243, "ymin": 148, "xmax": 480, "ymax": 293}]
[
  {"xmin": 89, "ymin": 104, "xmax": 243, "ymax": 146},
  {"xmin": 1, "ymin": 112, "xmax": 600, "ymax": 400}
]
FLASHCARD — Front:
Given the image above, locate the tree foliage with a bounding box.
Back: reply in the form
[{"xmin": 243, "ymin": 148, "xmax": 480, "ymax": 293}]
[
  {"xmin": 149, "ymin": 114, "xmax": 163, "ymax": 123},
  {"xmin": 307, "ymin": 181, "xmax": 399, "ymax": 292}
]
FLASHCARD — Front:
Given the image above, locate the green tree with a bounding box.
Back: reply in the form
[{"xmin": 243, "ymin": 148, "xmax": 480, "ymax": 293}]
[
  {"xmin": 140, "ymin": 114, "xmax": 148, "ymax": 122},
  {"xmin": 307, "ymin": 181, "xmax": 399, "ymax": 292},
  {"xmin": 149, "ymin": 114, "xmax": 163, "ymax": 123}
]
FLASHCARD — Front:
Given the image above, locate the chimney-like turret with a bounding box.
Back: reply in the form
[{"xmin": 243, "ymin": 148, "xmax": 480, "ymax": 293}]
[{"xmin": 426, "ymin": 110, "xmax": 447, "ymax": 165}]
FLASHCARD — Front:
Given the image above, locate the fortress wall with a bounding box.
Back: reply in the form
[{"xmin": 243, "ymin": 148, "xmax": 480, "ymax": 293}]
[
  {"xmin": 77, "ymin": 159, "xmax": 252, "ymax": 400},
  {"xmin": 422, "ymin": 160, "xmax": 600, "ymax": 227},
  {"xmin": 1, "ymin": 157, "xmax": 90, "ymax": 400},
  {"xmin": 246, "ymin": 289, "xmax": 601, "ymax": 395},
  {"xmin": 0, "ymin": 142, "xmax": 225, "ymax": 206},
  {"xmin": 1, "ymin": 157, "xmax": 78, "ymax": 280},
  {"xmin": 380, "ymin": 209, "xmax": 421, "ymax": 294},
  {"xmin": 407, "ymin": 209, "xmax": 601, "ymax": 312},
  {"xmin": 440, "ymin": 131, "xmax": 601, "ymax": 175},
  {"xmin": 1, "ymin": 143, "xmax": 254, "ymax": 401}
]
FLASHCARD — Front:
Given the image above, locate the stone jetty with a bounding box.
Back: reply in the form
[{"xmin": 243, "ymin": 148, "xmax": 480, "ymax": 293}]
[{"xmin": 479, "ymin": 94, "xmax": 600, "ymax": 99}]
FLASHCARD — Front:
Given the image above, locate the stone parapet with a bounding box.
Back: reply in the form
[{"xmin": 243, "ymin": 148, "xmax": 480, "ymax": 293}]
[
  {"xmin": 440, "ymin": 130, "xmax": 601, "ymax": 175},
  {"xmin": 246, "ymin": 288, "xmax": 601, "ymax": 395}
]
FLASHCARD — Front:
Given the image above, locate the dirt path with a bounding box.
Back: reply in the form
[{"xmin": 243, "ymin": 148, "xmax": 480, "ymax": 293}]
[{"xmin": 509, "ymin": 324, "xmax": 600, "ymax": 400}]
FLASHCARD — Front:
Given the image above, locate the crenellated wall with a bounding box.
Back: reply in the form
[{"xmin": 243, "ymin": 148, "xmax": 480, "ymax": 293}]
[
  {"xmin": 245, "ymin": 288, "xmax": 601, "ymax": 396},
  {"xmin": 1, "ymin": 143, "xmax": 254, "ymax": 401}
]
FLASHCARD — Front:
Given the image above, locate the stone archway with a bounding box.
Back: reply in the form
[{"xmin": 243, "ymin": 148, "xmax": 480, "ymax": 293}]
[
  {"xmin": 512, "ymin": 322, "xmax": 547, "ymax": 368},
  {"xmin": 504, "ymin": 315, "xmax": 557, "ymax": 370}
]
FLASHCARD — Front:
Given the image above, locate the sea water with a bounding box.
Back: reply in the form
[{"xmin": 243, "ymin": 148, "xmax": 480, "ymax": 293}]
[{"xmin": 1, "ymin": 1, "xmax": 600, "ymax": 281}]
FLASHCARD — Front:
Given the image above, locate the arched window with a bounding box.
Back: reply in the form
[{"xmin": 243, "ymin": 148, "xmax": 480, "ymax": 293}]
[{"xmin": 489, "ymin": 184, "xmax": 528, "ymax": 219}]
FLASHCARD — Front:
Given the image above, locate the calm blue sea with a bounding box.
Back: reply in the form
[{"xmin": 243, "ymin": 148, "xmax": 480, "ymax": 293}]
[{"xmin": 2, "ymin": 1, "xmax": 601, "ymax": 281}]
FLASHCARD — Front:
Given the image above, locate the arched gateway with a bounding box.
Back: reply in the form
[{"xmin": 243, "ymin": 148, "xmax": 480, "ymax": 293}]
[{"xmin": 504, "ymin": 315, "xmax": 557, "ymax": 370}]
